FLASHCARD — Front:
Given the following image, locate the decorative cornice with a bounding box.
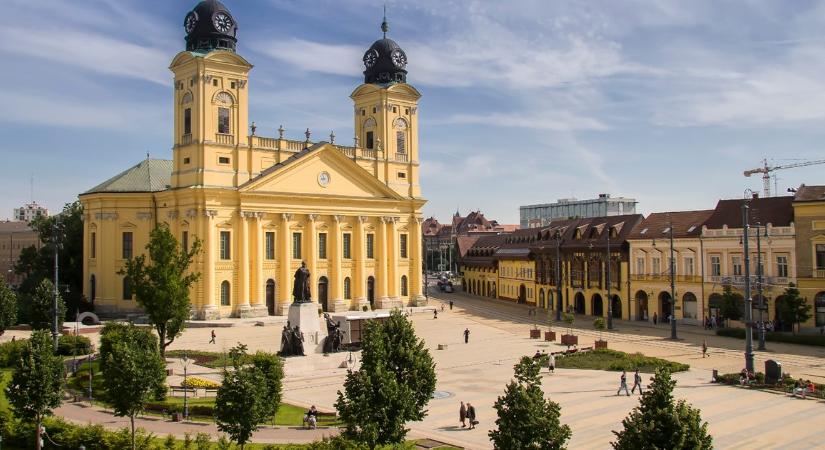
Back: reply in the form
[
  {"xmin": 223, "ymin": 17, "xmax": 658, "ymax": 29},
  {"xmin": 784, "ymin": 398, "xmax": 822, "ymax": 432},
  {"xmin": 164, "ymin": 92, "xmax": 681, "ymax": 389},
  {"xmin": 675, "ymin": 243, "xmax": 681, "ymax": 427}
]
[
  {"xmin": 136, "ymin": 212, "xmax": 153, "ymax": 221},
  {"xmin": 358, "ymin": 215, "xmax": 369, "ymax": 224},
  {"xmin": 94, "ymin": 212, "xmax": 118, "ymax": 221},
  {"xmin": 203, "ymin": 209, "xmax": 218, "ymax": 218},
  {"xmin": 241, "ymin": 211, "xmax": 263, "ymax": 219},
  {"xmin": 333, "ymin": 215, "xmax": 345, "ymax": 223},
  {"xmin": 281, "ymin": 213, "xmax": 293, "ymax": 222},
  {"xmin": 308, "ymin": 213, "xmax": 320, "ymax": 222},
  {"xmin": 167, "ymin": 211, "xmax": 179, "ymax": 220},
  {"xmin": 186, "ymin": 209, "xmax": 198, "ymax": 218}
]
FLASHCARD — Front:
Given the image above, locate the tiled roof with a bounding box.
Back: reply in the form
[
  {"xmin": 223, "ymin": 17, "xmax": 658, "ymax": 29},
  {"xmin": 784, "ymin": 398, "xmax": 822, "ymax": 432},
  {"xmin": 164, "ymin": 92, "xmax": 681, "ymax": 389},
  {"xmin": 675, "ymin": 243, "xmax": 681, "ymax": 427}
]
[
  {"xmin": 794, "ymin": 185, "xmax": 825, "ymax": 202},
  {"xmin": 456, "ymin": 236, "xmax": 480, "ymax": 258},
  {"xmin": 0, "ymin": 221, "xmax": 35, "ymax": 233},
  {"xmin": 83, "ymin": 159, "xmax": 172, "ymax": 194},
  {"xmin": 704, "ymin": 196, "xmax": 793, "ymax": 228},
  {"xmin": 627, "ymin": 210, "xmax": 714, "ymax": 239}
]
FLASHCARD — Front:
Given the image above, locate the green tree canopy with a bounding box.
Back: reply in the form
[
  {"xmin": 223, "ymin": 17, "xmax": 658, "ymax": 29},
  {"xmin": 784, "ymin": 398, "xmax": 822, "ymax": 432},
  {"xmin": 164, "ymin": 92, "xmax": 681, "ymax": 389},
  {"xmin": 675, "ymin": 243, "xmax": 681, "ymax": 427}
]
[
  {"xmin": 612, "ymin": 367, "xmax": 712, "ymax": 450},
  {"xmin": 100, "ymin": 323, "xmax": 166, "ymax": 450},
  {"xmin": 120, "ymin": 224, "xmax": 201, "ymax": 356},
  {"xmin": 0, "ymin": 280, "xmax": 18, "ymax": 334},
  {"xmin": 6, "ymin": 330, "xmax": 65, "ymax": 450},
  {"xmin": 777, "ymin": 283, "xmax": 811, "ymax": 334},
  {"xmin": 28, "ymin": 278, "xmax": 66, "ymax": 331},
  {"xmin": 718, "ymin": 284, "xmax": 743, "ymax": 324},
  {"xmin": 490, "ymin": 356, "xmax": 571, "ymax": 450},
  {"xmin": 335, "ymin": 310, "xmax": 437, "ymax": 447}
]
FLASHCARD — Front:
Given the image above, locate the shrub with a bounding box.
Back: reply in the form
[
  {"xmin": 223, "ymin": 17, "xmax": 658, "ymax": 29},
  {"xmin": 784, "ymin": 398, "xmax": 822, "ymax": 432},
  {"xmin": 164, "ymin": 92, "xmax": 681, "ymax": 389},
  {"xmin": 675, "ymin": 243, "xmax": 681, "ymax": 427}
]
[
  {"xmin": 57, "ymin": 334, "xmax": 92, "ymax": 356},
  {"xmin": 181, "ymin": 376, "xmax": 221, "ymax": 389},
  {"xmin": 0, "ymin": 339, "xmax": 28, "ymax": 368}
]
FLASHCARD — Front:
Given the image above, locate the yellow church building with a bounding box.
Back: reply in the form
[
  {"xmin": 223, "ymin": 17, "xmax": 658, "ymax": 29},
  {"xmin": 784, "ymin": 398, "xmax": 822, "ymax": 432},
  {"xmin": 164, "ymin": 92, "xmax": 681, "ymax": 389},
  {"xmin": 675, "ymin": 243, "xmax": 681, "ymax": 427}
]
[{"xmin": 79, "ymin": 0, "xmax": 426, "ymax": 319}]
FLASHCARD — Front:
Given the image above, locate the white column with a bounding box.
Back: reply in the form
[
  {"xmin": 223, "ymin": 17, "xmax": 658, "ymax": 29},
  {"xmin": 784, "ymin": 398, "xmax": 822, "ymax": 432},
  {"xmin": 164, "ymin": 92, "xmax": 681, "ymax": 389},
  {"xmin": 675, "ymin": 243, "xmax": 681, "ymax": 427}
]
[
  {"xmin": 250, "ymin": 212, "xmax": 266, "ymax": 316},
  {"xmin": 238, "ymin": 212, "xmax": 251, "ymax": 317},
  {"xmin": 307, "ymin": 214, "xmax": 319, "ymax": 305},
  {"xmin": 278, "ymin": 213, "xmax": 293, "ymax": 315}
]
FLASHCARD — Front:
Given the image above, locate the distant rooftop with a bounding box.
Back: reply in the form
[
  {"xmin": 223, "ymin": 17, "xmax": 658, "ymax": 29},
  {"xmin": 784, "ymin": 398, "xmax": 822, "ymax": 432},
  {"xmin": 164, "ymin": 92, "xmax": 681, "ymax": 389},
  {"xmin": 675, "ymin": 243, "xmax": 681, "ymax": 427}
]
[{"xmin": 82, "ymin": 159, "xmax": 172, "ymax": 194}]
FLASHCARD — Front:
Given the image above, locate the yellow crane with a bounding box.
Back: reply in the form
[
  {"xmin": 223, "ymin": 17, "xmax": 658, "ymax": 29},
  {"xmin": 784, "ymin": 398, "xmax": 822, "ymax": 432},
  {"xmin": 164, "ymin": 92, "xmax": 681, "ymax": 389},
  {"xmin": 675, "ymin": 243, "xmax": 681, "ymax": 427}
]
[{"xmin": 743, "ymin": 158, "xmax": 825, "ymax": 197}]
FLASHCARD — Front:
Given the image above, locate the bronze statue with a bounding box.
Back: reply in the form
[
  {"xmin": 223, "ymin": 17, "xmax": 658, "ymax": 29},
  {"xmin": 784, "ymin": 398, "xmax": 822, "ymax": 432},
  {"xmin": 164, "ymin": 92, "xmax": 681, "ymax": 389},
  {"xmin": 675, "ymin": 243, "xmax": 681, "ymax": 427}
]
[
  {"xmin": 323, "ymin": 313, "xmax": 345, "ymax": 353},
  {"xmin": 291, "ymin": 325, "xmax": 305, "ymax": 355},
  {"xmin": 292, "ymin": 261, "xmax": 312, "ymax": 303}
]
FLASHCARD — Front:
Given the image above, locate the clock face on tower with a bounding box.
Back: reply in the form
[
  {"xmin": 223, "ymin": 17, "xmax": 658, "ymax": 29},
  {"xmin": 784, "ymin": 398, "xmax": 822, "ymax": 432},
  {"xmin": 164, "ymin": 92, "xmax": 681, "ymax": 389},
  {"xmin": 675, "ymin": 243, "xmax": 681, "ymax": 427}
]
[
  {"xmin": 391, "ymin": 49, "xmax": 407, "ymax": 68},
  {"xmin": 318, "ymin": 171, "xmax": 331, "ymax": 187},
  {"xmin": 213, "ymin": 12, "xmax": 233, "ymax": 33},
  {"xmin": 363, "ymin": 49, "xmax": 378, "ymax": 68},
  {"xmin": 184, "ymin": 12, "xmax": 198, "ymax": 34}
]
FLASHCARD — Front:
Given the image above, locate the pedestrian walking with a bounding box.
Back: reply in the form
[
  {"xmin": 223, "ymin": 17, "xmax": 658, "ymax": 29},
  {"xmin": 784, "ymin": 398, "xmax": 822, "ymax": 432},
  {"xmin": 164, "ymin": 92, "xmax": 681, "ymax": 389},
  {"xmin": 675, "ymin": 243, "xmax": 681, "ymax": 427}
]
[
  {"xmin": 702, "ymin": 339, "xmax": 708, "ymax": 358},
  {"xmin": 466, "ymin": 402, "xmax": 477, "ymax": 429},
  {"xmin": 209, "ymin": 329, "xmax": 216, "ymax": 344},
  {"xmin": 617, "ymin": 370, "xmax": 630, "ymax": 396},
  {"xmin": 653, "ymin": 312, "xmax": 658, "ymax": 325},
  {"xmin": 459, "ymin": 401, "xmax": 467, "ymax": 428},
  {"xmin": 630, "ymin": 369, "xmax": 643, "ymax": 394},
  {"xmin": 441, "ymin": 303, "xmax": 445, "ymax": 312},
  {"xmin": 434, "ymin": 309, "xmax": 438, "ymax": 319},
  {"xmin": 449, "ymin": 300, "xmax": 454, "ymax": 310},
  {"xmin": 463, "ymin": 328, "xmax": 470, "ymax": 344},
  {"xmin": 548, "ymin": 353, "xmax": 555, "ymax": 374}
]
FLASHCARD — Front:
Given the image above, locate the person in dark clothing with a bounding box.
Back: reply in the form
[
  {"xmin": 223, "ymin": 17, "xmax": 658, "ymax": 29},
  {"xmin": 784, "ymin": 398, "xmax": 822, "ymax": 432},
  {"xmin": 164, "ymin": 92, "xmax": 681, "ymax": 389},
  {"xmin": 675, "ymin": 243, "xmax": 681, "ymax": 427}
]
[
  {"xmin": 434, "ymin": 309, "xmax": 438, "ymax": 319},
  {"xmin": 459, "ymin": 401, "xmax": 467, "ymax": 428},
  {"xmin": 209, "ymin": 329, "xmax": 216, "ymax": 344},
  {"xmin": 463, "ymin": 328, "xmax": 470, "ymax": 343},
  {"xmin": 617, "ymin": 370, "xmax": 630, "ymax": 396},
  {"xmin": 653, "ymin": 312, "xmax": 658, "ymax": 325},
  {"xmin": 449, "ymin": 300, "xmax": 454, "ymax": 310},
  {"xmin": 466, "ymin": 402, "xmax": 477, "ymax": 429},
  {"xmin": 631, "ymin": 369, "xmax": 643, "ymax": 394}
]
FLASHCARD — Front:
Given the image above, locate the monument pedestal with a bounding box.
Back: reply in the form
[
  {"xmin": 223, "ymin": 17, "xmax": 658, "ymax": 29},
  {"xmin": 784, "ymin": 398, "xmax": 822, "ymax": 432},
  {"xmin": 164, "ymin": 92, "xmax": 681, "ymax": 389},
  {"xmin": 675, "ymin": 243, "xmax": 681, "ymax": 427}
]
[
  {"xmin": 288, "ymin": 302, "xmax": 326, "ymax": 353},
  {"xmin": 413, "ymin": 295, "xmax": 428, "ymax": 307},
  {"xmin": 376, "ymin": 296, "xmax": 403, "ymax": 310},
  {"xmin": 196, "ymin": 305, "xmax": 221, "ymax": 320}
]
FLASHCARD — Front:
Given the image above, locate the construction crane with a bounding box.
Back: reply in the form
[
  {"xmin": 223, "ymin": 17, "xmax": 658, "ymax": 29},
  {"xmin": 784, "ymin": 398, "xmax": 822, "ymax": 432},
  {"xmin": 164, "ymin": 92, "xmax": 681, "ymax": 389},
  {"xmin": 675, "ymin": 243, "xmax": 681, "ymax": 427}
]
[{"xmin": 744, "ymin": 158, "xmax": 825, "ymax": 197}]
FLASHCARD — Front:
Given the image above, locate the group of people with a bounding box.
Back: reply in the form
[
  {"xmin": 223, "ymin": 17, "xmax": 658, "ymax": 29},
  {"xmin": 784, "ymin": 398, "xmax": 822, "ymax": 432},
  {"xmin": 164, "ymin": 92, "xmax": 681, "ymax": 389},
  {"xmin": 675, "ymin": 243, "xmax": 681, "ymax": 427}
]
[
  {"xmin": 532, "ymin": 350, "xmax": 556, "ymax": 373},
  {"xmin": 617, "ymin": 369, "xmax": 644, "ymax": 396},
  {"xmin": 793, "ymin": 379, "xmax": 816, "ymax": 399},
  {"xmin": 458, "ymin": 401, "xmax": 478, "ymax": 429}
]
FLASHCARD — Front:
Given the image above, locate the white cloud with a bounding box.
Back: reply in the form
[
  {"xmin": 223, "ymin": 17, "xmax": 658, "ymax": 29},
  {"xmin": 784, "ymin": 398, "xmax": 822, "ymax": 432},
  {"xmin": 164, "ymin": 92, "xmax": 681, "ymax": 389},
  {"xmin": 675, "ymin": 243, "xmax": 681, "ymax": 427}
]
[
  {"xmin": 444, "ymin": 111, "xmax": 608, "ymax": 132},
  {"xmin": 250, "ymin": 38, "xmax": 363, "ymax": 77}
]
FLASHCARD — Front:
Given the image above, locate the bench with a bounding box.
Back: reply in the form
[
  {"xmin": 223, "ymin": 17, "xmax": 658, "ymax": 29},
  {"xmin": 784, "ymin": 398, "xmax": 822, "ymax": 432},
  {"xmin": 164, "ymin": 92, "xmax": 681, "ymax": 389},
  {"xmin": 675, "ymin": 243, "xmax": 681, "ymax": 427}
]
[
  {"xmin": 204, "ymin": 388, "xmax": 219, "ymax": 396},
  {"xmin": 169, "ymin": 386, "xmax": 197, "ymax": 397}
]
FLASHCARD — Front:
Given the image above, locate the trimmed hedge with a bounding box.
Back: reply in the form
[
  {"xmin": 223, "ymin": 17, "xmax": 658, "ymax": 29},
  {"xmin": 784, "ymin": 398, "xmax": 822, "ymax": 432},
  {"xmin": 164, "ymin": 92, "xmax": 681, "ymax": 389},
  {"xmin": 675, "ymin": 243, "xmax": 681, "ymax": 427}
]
[
  {"xmin": 554, "ymin": 349, "xmax": 689, "ymax": 373},
  {"xmin": 57, "ymin": 334, "xmax": 92, "ymax": 356},
  {"xmin": 716, "ymin": 328, "xmax": 825, "ymax": 347},
  {"xmin": 716, "ymin": 371, "xmax": 825, "ymax": 400},
  {"xmin": 0, "ymin": 339, "xmax": 27, "ymax": 368}
]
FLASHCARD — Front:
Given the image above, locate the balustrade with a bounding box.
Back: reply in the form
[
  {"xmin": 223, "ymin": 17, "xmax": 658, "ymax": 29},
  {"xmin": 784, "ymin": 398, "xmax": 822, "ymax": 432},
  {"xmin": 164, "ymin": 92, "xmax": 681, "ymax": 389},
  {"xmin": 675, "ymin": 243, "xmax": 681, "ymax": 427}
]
[{"xmin": 216, "ymin": 133, "xmax": 234, "ymax": 145}]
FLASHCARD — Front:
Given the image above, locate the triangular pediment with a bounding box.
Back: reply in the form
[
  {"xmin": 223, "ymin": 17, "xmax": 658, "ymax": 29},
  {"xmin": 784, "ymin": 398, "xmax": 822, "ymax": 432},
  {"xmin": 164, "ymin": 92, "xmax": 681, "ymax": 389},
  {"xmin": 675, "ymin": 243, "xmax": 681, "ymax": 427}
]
[{"xmin": 240, "ymin": 143, "xmax": 405, "ymax": 200}]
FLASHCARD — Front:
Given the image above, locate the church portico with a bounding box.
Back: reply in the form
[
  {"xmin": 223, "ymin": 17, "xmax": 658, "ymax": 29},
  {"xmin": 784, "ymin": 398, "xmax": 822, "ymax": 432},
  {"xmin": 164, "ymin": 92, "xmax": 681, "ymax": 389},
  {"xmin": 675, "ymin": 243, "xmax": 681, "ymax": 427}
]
[{"xmin": 79, "ymin": 1, "xmax": 425, "ymax": 319}]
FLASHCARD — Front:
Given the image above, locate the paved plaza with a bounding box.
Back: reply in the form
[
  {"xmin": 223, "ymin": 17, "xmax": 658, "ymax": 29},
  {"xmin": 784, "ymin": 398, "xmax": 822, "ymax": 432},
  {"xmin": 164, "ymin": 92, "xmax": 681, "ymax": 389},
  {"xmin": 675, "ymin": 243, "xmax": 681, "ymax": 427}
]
[{"xmin": 7, "ymin": 289, "xmax": 825, "ymax": 449}]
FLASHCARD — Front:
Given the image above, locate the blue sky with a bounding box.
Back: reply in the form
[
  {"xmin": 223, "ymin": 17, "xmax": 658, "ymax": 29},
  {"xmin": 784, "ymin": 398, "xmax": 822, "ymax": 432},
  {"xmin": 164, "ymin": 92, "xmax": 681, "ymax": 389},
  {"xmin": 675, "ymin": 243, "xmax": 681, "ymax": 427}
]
[{"xmin": 2, "ymin": 0, "xmax": 825, "ymax": 224}]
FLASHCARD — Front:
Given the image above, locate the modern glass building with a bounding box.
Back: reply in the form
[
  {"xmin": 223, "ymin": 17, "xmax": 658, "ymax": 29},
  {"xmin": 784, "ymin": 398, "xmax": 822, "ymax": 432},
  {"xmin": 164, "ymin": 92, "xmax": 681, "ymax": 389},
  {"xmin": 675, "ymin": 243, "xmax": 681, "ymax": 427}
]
[{"xmin": 520, "ymin": 194, "xmax": 637, "ymax": 228}]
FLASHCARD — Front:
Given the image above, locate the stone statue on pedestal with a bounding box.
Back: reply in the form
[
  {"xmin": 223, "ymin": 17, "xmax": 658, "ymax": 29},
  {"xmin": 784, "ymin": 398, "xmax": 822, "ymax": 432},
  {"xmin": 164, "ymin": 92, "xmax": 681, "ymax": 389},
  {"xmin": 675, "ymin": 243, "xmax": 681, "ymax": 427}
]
[
  {"xmin": 292, "ymin": 261, "xmax": 312, "ymax": 303},
  {"xmin": 323, "ymin": 313, "xmax": 345, "ymax": 353}
]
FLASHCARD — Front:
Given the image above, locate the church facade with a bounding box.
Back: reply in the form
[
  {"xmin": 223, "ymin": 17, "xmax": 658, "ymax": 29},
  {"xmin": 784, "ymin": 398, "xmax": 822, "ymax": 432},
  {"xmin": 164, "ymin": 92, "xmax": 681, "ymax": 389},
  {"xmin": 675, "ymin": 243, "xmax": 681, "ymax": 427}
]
[{"xmin": 79, "ymin": 0, "xmax": 426, "ymax": 318}]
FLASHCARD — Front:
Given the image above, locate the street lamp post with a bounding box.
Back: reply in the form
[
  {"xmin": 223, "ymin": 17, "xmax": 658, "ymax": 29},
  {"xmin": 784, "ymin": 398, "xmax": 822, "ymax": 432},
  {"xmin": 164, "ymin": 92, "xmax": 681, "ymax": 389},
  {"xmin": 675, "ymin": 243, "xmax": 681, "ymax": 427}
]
[
  {"xmin": 669, "ymin": 219, "xmax": 678, "ymax": 340},
  {"xmin": 606, "ymin": 227, "xmax": 613, "ymax": 330},
  {"xmin": 555, "ymin": 232, "xmax": 563, "ymax": 322},
  {"xmin": 742, "ymin": 197, "xmax": 755, "ymax": 372},
  {"xmin": 183, "ymin": 352, "xmax": 189, "ymax": 420},
  {"xmin": 52, "ymin": 221, "xmax": 60, "ymax": 351}
]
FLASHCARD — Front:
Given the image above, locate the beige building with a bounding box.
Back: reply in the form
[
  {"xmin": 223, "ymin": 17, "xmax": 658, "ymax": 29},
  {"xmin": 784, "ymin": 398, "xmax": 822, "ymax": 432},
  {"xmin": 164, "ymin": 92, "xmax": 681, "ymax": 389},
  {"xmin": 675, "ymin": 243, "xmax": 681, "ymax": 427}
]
[
  {"xmin": 791, "ymin": 185, "xmax": 825, "ymax": 329},
  {"xmin": 0, "ymin": 221, "xmax": 41, "ymax": 288},
  {"xmin": 79, "ymin": 1, "xmax": 426, "ymax": 318}
]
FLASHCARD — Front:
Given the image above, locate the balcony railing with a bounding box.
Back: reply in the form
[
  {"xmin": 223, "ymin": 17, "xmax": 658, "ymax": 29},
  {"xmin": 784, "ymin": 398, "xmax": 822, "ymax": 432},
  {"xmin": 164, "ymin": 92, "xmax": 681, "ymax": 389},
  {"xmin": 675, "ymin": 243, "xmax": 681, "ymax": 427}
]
[
  {"xmin": 181, "ymin": 134, "xmax": 192, "ymax": 145},
  {"xmin": 815, "ymin": 269, "xmax": 825, "ymax": 278},
  {"xmin": 395, "ymin": 152, "xmax": 409, "ymax": 162},
  {"xmin": 338, "ymin": 146, "xmax": 356, "ymax": 158},
  {"xmin": 362, "ymin": 148, "xmax": 377, "ymax": 159},
  {"xmin": 216, "ymin": 133, "xmax": 234, "ymax": 145}
]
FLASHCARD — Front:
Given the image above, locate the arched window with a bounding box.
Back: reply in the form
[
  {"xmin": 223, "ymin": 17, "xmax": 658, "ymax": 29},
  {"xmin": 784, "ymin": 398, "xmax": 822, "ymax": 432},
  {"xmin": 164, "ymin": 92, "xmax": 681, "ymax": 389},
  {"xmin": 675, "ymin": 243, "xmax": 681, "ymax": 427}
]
[
  {"xmin": 815, "ymin": 292, "xmax": 825, "ymax": 327},
  {"xmin": 122, "ymin": 276, "xmax": 132, "ymax": 300},
  {"xmin": 344, "ymin": 277, "xmax": 352, "ymax": 299},
  {"xmin": 221, "ymin": 281, "xmax": 231, "ymax": 306},
  {"xmin": 401, "ymin": 275, "xmax": 408, "ymax": 296}
]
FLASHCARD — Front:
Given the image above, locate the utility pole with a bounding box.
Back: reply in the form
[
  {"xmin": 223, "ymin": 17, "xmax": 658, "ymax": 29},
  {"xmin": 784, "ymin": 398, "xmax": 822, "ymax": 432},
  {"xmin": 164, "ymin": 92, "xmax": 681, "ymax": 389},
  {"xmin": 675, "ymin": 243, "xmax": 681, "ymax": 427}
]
[
  {"xmin": 756, "ymin": 223, "xmax": 766, "ymax": 351},
  {"xmin": 669, "ymin": 218, "xmax": 677, "ymax": 340},
  {"xmin": 52, "ymin": 220, "xmax": 60, "ymax": 351},
  {"xmin": 742, "ymin": 197, "xmax": 755, "ymax": 372},
  {"xmin": 606, "ymin": 227, "xmax": 613, "ymax": 330}
]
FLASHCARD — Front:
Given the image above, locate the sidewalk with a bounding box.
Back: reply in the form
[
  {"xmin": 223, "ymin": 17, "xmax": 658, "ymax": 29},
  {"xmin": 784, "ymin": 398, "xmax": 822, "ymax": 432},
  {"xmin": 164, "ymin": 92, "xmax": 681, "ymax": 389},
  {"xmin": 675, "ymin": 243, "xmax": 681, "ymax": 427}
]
[{"xmin": 55, "ymin": 401, "xmax": 338, "ymax": 444}]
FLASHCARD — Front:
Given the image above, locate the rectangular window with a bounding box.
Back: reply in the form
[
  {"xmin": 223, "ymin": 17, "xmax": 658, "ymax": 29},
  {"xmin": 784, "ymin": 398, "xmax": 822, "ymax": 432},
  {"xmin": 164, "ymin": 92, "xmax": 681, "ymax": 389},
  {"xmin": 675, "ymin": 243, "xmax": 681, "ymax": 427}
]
[
  {"xmin": 292, "ymin": 232, "xmax": 302, "ymax": 259},
  {"xmin": 396, "ymin": 131, "xmax": 406, "ymax": 154},
  {"xmin": 732, "ymin": 256, "xmax": 743, "ymax": 276},
  {"xmin": 343, "ymin": 233, "xmax": 352, "ymax": 259},
  {"xmin": 122, "ymin": 277, "xmax": 132, "ymax": 300},
  {"xmin": 684, "ymin": 257, "xmax": 694, "ymax": 276},
  {"xmin": 777, "ymin": 255, "xmax": 788, "ymax": 277},
  {"xmin": 265, "ymin": 232, "xmax": 275, "ymax": 260},
  {"xmin": 122, "ymin": 232, "xmax": 133, "ymax": 259},
  {"xmin": 651, "ymin": 257, "xmax": 660, "ymax": 275},
  {"xmin": 218, "ymin": 156, "xmax": 230, "ymax": 164},
  {"xmin": 183, "ymin": 157, "xmax": 190, "ymax": 164},
  {"xmin": 218, "ymin": 107, "xmax": 230, "ymax": 134},
  {"xmin": 91, "ymin": 232, "xmax": 96, "ymax": 259},
  {"xmin": 366, "ymin": 131, "xmax": 374, "ymax": 149},
  {"xmin": 184, "ymin": 108, "xmax": 192, "ymax": 135},
  {"xmin": 182, "ymin": 231, "xmax": 189, "ymax": 252},
  {"xmin": 635, "ymin": 257, "xmax": 644, "ymax": 275},
  {"xmin": 220, "ymin": 231, "xmax": 231, "ymax": 260},
  {"xmin": 318, "ymin": 233, "xmax": 327, "ymax": 259},
  {"xmin": 817, "ymin": 244, "xmax": 825, "ymax": 269},
  {"xmin": 400, "ymin": 234, "xmax": 408, "ymax": 258},
  {"xmin": 711, "ymin": 255, "xmax": 721, "ymax": 276},
  {"xmin": 366, "ymin": 233, "xmax": 375, "ymax": 259}
]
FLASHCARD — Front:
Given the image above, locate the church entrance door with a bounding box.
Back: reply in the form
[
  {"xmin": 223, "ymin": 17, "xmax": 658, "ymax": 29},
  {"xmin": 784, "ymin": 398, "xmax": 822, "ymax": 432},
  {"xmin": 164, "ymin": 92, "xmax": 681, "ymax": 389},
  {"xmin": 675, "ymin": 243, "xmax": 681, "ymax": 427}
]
[
  {"xmin": 367, "ymin": 276, "xmax": 375, "ymax": 307},
  {"xmin": 318, "ymin": 277, "xmax": 329, "ymax": 312},
  {"xmin": 265, "ymin": 279, "xmax": 276, "ymax": 316}
]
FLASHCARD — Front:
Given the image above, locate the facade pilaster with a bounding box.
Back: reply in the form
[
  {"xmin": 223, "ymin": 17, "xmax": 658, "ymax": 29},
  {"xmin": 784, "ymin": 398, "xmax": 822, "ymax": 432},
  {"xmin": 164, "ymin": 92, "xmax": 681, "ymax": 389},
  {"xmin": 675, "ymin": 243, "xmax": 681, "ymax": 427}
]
[
  {"xmin": 387, "ymin": 216, "xmax": 399, "ymax": 300},
  {"xmin": 376, "ymin": 217, "xmax": 389, "ymax": 301},
  {"xmin": 237, "ymin": 212, "xmax": 252, "ymax": 316},
  {"xmin": 330, "ymin": 215, "xmax": 344, "ymax": 303},
  {"xmin": 410, "ymin": 216, "xmax": 426, "ymax": 305},
  {"xmin": 199, "ymin": 209, "xmax": 220, "ymax": 319},
  {"xmin": 307, "ymin": 214, "xmax": 319, "ymax": 305},
  {"xmin": 354, "ymin": 216, "xmax": 367, "ymax": 305},
  {"xmin": 278, "ymin": 213, "xmax": 293, "ymax": 315}
]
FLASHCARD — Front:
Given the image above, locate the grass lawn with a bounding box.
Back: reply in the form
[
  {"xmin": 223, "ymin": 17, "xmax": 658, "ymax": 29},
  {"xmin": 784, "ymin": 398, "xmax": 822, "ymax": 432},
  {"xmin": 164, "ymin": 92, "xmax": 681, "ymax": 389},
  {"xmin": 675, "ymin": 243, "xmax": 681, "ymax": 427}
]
[{"xmin": 555, "ymin": 349, "xmax": 689, "ymax": 373}]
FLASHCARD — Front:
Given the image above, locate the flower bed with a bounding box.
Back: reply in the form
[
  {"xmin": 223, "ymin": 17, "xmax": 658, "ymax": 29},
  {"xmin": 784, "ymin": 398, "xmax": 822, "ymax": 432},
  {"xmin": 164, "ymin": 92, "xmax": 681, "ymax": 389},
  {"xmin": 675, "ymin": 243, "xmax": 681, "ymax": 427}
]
[{"xmin": 181, "ymin": 376, "xmax": 220, "ymax": 389}]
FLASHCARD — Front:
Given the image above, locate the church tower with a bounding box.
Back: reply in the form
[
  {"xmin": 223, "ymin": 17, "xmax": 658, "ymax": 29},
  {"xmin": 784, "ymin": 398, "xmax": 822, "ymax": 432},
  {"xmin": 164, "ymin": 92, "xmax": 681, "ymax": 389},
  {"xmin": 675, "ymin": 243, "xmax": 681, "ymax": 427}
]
[
  {"xmin": 351, "ymin": 16, "xmax": 422, "ymax": 199},
  {"xmin": 170, "ymin": 0, "xmax": 253, "ymax": 189}
]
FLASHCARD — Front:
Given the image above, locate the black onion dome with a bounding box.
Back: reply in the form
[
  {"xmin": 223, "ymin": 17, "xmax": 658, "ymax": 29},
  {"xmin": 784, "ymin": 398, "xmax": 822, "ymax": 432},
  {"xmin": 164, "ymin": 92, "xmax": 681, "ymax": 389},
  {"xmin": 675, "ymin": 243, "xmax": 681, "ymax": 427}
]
[
  {"xmin": 363, "ymin": 18, "xmax": 408, "ymax": 84},
  {"xmin": 184, "ymin": 0, "xmax": 238, "ymax": 53}
]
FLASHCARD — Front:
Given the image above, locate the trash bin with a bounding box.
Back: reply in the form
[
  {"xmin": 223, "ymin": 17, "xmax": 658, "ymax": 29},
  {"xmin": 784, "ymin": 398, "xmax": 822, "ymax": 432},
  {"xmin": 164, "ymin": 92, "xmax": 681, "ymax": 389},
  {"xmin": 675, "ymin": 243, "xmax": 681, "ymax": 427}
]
[{"xmin": 765, "ymin": 360, "xmax": 781, "ymax": 385}]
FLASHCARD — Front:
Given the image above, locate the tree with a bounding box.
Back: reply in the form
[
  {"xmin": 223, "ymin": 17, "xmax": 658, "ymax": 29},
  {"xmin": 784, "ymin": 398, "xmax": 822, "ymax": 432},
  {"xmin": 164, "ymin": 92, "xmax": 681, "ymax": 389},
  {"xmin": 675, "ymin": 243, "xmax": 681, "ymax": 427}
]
[
  {"xmin": 612, "ymin": 367, "xmax": 712, "ymax": 450},
  {"xmin": 6, "ymin": 330, "xmax": 65, "ymax": 450},
  {"xmin": 214, "ymin": 345, "xmax": 270, "ymax": 449},
  {"xmin": 28, "ymin": 278, "xmax": 66, "ymax": 331},
  {"xmin": 777, "ymin": 283, "xmax": 811, "ymax": 334},
  {"xmin": 490, "ymin": 356, "xmax": 571, "ymax": 449},
  {"xmin": 14, "ymin": 201, "xmax": 87, "ymax": 315},
  {"xmin": 718, "ymin": 284, "xmax": 743, "ymax": 325},
  {"xmin": 100, "ymin": 323, "xmax": 167, "ymax": 450},
  {"xmin": 0, "ymin": 280, "xmax": 18, "ymax": 334},
  {"xmin": 251, "ymin": 351, "xmax": 284, "ymax": 422},
  {"xmin": 335, "ymin": 310, "xmax": 437, "ymax": 447},
  {"xmin": 120, "ymin": 224, "xmax": 201, "ymax": 356}
]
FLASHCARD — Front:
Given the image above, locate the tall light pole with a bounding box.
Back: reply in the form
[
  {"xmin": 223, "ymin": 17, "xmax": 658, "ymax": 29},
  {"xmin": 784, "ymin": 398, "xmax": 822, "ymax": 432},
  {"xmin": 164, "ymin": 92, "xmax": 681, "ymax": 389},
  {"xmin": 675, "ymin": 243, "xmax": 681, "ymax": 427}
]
[
  {"xmin": 742, "ymin": 195, "xmax": 755, "ymax": 372},
  {"xmin": 555, "ymin": 231, "xmax": 563, "ymax": 322},
  {"xmin": 183, "ymin": 352, "xmax": 189, "ymax": 420},
  {"xmin": 606, "ymin": 226, "xmax": 613, "ymax": 330},
  {"xmin": 755, "ymin": 222, "xmax": 766, "ymax": 351},
  {"xmin": 51, "ymin": 220, "xmax": 60, "ymax": 351},
  {"xmin": 669, "ymin": 218, "xmax": 678, "ymax": 340}
]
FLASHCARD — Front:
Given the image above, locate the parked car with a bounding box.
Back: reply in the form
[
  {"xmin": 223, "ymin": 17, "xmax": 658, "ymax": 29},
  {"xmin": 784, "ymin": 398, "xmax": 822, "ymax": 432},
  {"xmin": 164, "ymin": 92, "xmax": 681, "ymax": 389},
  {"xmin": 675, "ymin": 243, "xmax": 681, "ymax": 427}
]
[{"xmin": 443, "ymin": 283, "xmax": 454, "ymax": 293}]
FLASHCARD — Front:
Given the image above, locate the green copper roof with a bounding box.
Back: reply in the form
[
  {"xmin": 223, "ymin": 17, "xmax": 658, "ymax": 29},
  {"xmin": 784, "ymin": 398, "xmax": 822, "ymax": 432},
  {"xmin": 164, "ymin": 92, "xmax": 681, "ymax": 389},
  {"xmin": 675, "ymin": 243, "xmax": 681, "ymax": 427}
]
[{"xmin": 83, "ymin": 159, "xmax": 172, "ymax": 194}]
